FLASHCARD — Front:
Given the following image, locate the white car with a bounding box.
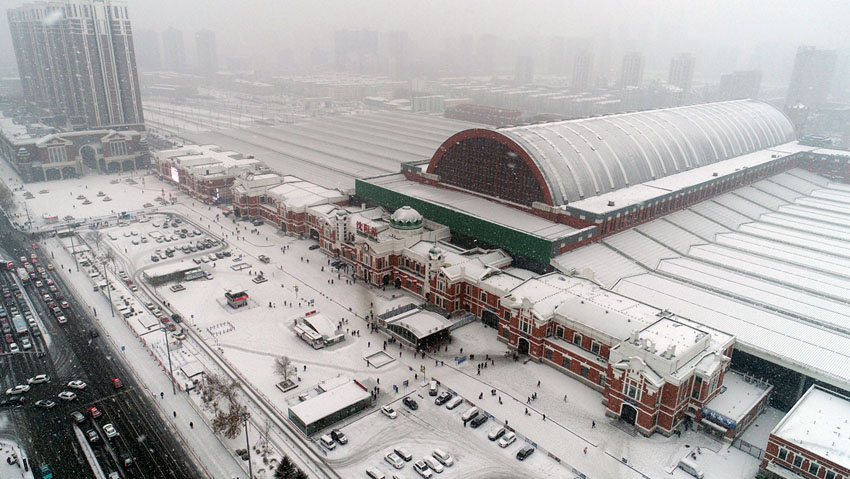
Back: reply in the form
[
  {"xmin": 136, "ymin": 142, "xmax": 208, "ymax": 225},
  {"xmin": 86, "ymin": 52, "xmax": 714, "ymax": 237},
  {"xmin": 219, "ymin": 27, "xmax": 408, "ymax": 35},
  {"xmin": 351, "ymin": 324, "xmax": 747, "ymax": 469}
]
[
  {"xmin": 432, "ymin": 449, "xmax": 453, "ymax": 467},
  {"xmin": 27, "ymin": 374, "xmax": 49, "ymax": 384},
  {"xmin": 413, "ymin": 460, "xmax": 433, "ymax": 478},
  {"xmin": 68, "ymin": 380, "xmax": 87, "ymax": 390},
  {"xmin": 384, "ymin": 452, "xmax": 404, "ymax": 470},
  {"xmin": 58, "ymin": 391, "xmax": 77, "ymax": 401},
  {"xmin": 5, "ymin": 385, "xmax": 30, "ymax": 395},
  {"xmin": 424, "ymin": 456, "xmax": 443, "ymax": 474},
  {"xmin": 381, "ymin": 405, "xmax": 397, "ymax": 419},
  {"xmin": 103, "ymin": 423, "xmax": 119, "ymax": 438},
  {"xmin": 498, "ymin": 431, "xmax": 517, "ymax": 448}
]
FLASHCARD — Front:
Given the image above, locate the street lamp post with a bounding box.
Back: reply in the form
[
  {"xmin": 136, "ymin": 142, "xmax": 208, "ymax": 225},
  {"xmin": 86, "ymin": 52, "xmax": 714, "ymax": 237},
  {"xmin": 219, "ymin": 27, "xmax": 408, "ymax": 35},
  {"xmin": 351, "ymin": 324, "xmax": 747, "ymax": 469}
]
[
  {"xmin": 101, "ymin": 260, "xmax": 114, "ymax": 317},
  {"xmin": 245, "ymin": 419, "xmax": 252, "ymax": 479},
  {"xmin": 69, "ymin": 226, "xmax": 78, "ymax": 272},
  {"xmin": 162, "ymin": 325, "xmax": 176, "ymax": 395}
]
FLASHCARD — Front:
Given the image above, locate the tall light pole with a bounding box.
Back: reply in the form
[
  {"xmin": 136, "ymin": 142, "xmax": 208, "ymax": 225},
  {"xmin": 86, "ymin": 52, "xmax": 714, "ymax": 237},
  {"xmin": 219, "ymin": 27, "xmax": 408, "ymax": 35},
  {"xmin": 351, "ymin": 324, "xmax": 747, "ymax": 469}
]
[
  {"xmin": 101, "ymin": 259, "xmax": 114, "ymax": 317},
  {"xmin": 162, "ymin": 325, "xmax": 176, "ymax": 395},
  {"xmin": 244, "ymin": 419, "xmax": 252, "ymax": 479},
  {"xmin": 69, "ymin": 226, "xmax": 78, "ymax": 271}
]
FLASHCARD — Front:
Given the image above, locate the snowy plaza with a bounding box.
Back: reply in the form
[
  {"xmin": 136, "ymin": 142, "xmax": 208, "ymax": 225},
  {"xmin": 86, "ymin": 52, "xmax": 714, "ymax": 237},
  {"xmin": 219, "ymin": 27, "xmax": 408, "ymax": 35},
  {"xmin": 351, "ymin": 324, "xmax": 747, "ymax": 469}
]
[{"xmin": 0, "ymin": 158, "xmax": 772, "ymax": 479}]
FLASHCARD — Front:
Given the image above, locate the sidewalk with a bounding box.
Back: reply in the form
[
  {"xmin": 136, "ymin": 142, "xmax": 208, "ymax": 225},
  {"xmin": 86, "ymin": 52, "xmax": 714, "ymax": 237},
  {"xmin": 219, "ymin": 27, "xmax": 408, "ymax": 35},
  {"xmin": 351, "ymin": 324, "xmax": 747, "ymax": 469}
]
[{"xmin": 46, "ymin": 237, "xmax": 246, "ymax": 479}]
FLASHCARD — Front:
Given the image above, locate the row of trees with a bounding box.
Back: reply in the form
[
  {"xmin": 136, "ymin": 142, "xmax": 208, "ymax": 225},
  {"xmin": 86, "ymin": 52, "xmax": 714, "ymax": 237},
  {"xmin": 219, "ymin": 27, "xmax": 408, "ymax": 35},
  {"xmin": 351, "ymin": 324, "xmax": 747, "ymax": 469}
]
[{"xmin": 0, "ymin": 182, "xmax": 16, "ymax": 213}]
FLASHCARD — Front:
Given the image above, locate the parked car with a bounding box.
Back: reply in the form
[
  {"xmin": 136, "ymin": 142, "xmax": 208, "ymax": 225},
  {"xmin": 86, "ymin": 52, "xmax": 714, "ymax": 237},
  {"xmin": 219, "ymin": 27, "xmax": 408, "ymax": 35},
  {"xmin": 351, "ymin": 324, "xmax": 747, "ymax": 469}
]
[
  {"xmin": 423, "ymin": 457, "xmax": 443, "ymax": 474},
  {"xmin": 393, "ymin": 447, "xmax": 412, "ymax": 462},
  {"xmin": 516, "ymin": 445, "xmax": 535, "ymax": 461},
  {"xmin": 498, "ymin": 431, "xmax": 517, "ymax": 448},
  {"xmin": 402, "ymin": 397, "xmax": 418, "ymax": 410},
  {"xmin": 58, "ymin": 391, "xmax": 77, "ymax": 401},
  {"xmin": 413, "ymin": 460, "xmax": 433, "ymax": 478},
  {"xmin": 68, "ymin": 380, "xmax": 87, "ymax": 390},
  {"xmin": 331, "ymin": 429, "xmax": 347, "ymax": 445},
  {"xmin": 384, "ymin": 452, "xmax": 404, "ymax": 470},
  {"xmin": 432, "ymin": 449, "xmax": 453, "ymax": 467},
  {"xmin": 488, "ymin": 426, "xmax": 506, "ymax": 441},
  {"xmin": 381, "ymin": 405, "xmax": 398, "ymax": 419},
  {"xmin": 70, "ymin": 411, "xmax": 86, "ymax": 423},
  {"xmin": 434, "ymin": 391, "xmax": 452, "ymax": 406},
  {"xmin": 470, "ymin": 414, "xmax": 488, "ymax": 428},
  {"xmin": 87, "ymin": 406, "xmax": 102, "ymax": 418}
]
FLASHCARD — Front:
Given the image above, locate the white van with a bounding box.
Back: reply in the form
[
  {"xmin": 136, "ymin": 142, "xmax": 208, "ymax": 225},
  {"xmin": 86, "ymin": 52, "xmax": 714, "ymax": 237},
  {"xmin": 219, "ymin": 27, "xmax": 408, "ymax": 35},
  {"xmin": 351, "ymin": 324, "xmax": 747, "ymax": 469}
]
[
  {"xmin": 677, "ymin": 457, "xmax": 704, "ymax": 479},
  {"xmin": 365, "ymin": 468, "xmax": 385, "ymax": 479},
  {"xmin": 445, "ymin": 396, "xmax": 463, "ymax": 410},
  {"xmin": 461, "ymin": 406, "xmax": 479, "ymax": 422},
  {"xmin": 428, "ymin": 380, "xmax": 438, "ymax": 396},
  {"xmin": 319, "ymin": 434, "xmax": 335, "ymax": 450}
]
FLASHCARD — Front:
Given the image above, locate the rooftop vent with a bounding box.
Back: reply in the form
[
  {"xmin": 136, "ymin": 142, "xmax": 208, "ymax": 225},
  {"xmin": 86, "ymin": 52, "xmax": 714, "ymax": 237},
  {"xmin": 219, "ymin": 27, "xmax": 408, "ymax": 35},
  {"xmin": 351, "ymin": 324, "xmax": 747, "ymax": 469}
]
[{"xmin": 607, "ymin": 201, "xmax": 615, "ymax": 207}]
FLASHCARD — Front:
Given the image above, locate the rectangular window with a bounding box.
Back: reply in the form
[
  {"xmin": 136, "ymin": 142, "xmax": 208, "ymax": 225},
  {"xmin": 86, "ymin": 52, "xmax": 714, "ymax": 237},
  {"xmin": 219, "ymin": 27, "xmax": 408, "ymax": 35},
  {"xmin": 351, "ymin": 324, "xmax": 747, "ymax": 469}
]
[
  {"xmin": 562, "ymin": 357, "xmax": 570, "ymax": 369},
  {"xmin": 48, "ymin": 146, "xmax": 67, "ymax": 163},
  {"xmin": 111, "ymin": 141, "xmax": 127, "ymax": 156},
  {"xmin": 481, "ymin": 292, "xmax": 487, "ymax": 302},
  {"xmin": 710, "ymin": 374, "xmax": 719, "ymax": 392},
  {"xmin": 624, "ymin": 382, "xmax": 640, "ymax": 401},
  {"xmin": 825, "ymin": 470, "xmax": 836, "ymax": 479},
  {"xmin": 520, "ymin": 321, "xmax": 530, "ymax": 334},
  {"xmin": 501, "ymin": 327, "xmax": 510, "ymax": 339},
  {"xmin": 591, "ymin": 342, "xmax": 600, "ymax": 355},
  {"xmin": 545, "ymin": 325, "xmax": 552, "ymax": 337},
  {"xmin": 556, "ymin": 326, "xmax": 564, "ymax": 338},
  {"xmin": 503, "ymin": 310, "xmax": 510, "ymax": 321},
  {"xmin": 808, "ymin": 463, "xmax": 819, "ymax": 475},
  {"xmin": 544, "ymin": 349, "xmax": 552, "ymax": 360},
  {"xmin": 573, "ymin": 333, "xmax": 582, "ymax": 347},
  {"xmin": 692, "ymin": 376, "xmax": 703, "ymax": 400},
  {"xmin": 793, "ymin": 455, "xmax": 802, "ymax": 468},
  {"xmin": 580, "ymin": 366, "xmax": 589, "ymax": 378},
  {"xmin": 465, "ymin": 285, "xmax": 470, "ymax": 295},
  {"xmin": 778, "ymin": 448, "xmax": 788, "ymax": 461}
]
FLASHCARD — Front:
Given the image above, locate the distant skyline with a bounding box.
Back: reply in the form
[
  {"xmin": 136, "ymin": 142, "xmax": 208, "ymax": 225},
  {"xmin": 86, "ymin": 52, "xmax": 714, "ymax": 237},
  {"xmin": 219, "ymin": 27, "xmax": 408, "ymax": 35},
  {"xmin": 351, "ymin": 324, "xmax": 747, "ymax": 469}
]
[{"xmin": 0, "ymin": 0, "xmax": 847, "ymax": 83}]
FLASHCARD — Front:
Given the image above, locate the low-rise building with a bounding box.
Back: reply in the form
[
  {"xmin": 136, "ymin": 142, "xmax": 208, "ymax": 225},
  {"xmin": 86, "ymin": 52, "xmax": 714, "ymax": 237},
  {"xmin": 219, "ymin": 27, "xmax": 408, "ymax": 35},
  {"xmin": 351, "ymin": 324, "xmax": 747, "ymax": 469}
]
[
  {"xmin": 0, "ymin": 114, "xmax": 147, "ymax": 182},
  {"xmin": 762, "ymin": 385, "xmax": 850, "ymax": 479},
  {"xmin": 155, "ymin": 145, "xmax": 267, "ymax": 203}
]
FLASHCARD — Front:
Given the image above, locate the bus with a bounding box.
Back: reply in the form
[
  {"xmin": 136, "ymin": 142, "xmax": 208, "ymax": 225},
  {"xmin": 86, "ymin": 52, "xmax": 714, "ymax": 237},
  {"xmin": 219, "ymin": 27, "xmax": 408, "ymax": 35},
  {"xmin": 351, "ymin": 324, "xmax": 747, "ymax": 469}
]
[
  {"xmin": 11, "ymin": 315, "xmax": 27, "ymax": 335},
  {"xmin": 16, "ymin": 268, "xmax": 29, "ymax": 283}
]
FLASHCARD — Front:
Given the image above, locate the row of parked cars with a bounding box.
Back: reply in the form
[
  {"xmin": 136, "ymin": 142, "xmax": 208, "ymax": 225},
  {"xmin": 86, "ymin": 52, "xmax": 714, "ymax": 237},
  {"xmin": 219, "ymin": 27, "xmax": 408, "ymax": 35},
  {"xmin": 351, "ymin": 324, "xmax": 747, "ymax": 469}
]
[{"xmin": 366, "ymin": 447, "xmax": 454, "ymax": 479}]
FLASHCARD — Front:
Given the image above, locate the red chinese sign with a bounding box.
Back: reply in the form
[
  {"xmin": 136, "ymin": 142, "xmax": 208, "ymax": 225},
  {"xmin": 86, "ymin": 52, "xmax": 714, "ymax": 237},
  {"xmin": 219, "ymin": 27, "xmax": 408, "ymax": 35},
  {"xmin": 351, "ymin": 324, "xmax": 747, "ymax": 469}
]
[{"xmin": 356, "ymin": 221, "xmax": 378, "ymax": 239}]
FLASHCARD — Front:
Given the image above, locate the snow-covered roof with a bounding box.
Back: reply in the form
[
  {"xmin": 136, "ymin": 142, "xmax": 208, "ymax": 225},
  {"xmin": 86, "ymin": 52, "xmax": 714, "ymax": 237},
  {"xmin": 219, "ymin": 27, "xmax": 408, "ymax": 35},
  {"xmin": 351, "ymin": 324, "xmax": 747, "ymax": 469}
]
[
  {"xmin": 368, "ymin": 174, "xmax": 579, "ymax": 242},
  {"xmin": 565, "ymin": 142, "xmax": 814, "ymax": 216},
  {"xmin": 385, "ymin": 309, "xmax": 453, "ymax": 339},
  {"xmin": 301, "ymin": 313, "xmax": 338, "ymax": 340},
  {"xmin": 288, "ymin": 380, "xmax": 370, "ymax": 426},
  {"xmin": 268, "ymin": 178, "xmax": 345, "ymax": 208},
  {"xmin": 554, "ymin": 168, "xmax": 850, "ymax": 391},
  {"xmin": 772, "ymin": 385, "xmax": 850, "ymax": 470},
  {"xmin": 704, "ymin": 371, "xmax": 772, "ymax": 424}
]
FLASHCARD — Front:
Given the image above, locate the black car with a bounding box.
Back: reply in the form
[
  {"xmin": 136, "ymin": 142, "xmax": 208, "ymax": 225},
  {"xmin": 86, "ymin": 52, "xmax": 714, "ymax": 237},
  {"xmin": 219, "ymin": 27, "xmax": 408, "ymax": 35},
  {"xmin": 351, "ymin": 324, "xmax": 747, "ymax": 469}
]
[
  {"xmin": 516, "ymin": 445, "xmax": 535, "ymax": 461},
  {"xmin": 470, "ymin": 414, "xmax": 488, "ymax": 429},
  {"xmin": 331, "ymin": 429, "xmax": 347, "ymax": 445},
  {"xmin": 402, "ymin": 397, "xmax": 418, "ymax": 410},
  {"xmin": 309, "ymin": 244, "xmax": 320, "ymax": 250},
  {"xmin": 0, "ymin": 397, "xmax": 25, "ymax": 408},
  {"xmin": 434, "ymin": 392, "xmax": 452, "ymax": 406}
]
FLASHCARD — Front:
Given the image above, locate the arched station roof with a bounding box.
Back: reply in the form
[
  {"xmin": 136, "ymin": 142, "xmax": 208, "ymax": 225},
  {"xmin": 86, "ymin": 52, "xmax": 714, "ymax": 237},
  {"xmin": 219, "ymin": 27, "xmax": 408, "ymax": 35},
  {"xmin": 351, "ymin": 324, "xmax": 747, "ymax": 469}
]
[{"xmin": 427, "ymin": 100, "xmax": 796, "ymax": 206}]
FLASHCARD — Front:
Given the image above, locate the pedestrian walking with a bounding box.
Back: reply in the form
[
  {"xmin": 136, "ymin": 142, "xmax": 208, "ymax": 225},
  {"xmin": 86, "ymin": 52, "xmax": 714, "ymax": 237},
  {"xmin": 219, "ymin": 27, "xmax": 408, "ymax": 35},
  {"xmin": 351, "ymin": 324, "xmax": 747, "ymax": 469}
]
[
  {"xmin": 537, "ymin": 380, "xmax": 541, "ymax": 387},
  {"xmin": 592, "ymin": 420, "xmax": 596, "ymax": 429},
  {"xmin": 583, "ymin": 447, "xmax": 587, "ymax": 455},
  {"xmin": 173, "ymin": 411, "xmax": 177, "ymax": 418},
  {"xmin": 189, "ymin": 422, "xmax": 194, "ymax": 429},
  {"xmin": 160, "ymin": 392, "xmax": 164, "ymax": 399}
]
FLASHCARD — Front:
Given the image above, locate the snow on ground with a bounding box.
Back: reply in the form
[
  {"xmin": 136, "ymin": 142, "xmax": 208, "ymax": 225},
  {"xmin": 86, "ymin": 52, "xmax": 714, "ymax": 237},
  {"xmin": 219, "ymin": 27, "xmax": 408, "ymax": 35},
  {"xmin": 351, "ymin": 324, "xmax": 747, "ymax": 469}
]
[
  {"xmin": 8, "ymin": 166, "xmax": 766, "ymax": 479},
  {"xmin": 0, "ymin": 415, "xmax": 33, "ymax": 479}
]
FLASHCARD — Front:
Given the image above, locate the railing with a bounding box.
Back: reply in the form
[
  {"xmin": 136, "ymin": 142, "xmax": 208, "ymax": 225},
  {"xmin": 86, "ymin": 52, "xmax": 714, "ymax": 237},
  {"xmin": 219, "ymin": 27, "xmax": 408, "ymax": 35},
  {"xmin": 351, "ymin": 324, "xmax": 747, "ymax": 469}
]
[{"xmin": 732, "ymin": 438, "xmax": 765, "ymax": 460}]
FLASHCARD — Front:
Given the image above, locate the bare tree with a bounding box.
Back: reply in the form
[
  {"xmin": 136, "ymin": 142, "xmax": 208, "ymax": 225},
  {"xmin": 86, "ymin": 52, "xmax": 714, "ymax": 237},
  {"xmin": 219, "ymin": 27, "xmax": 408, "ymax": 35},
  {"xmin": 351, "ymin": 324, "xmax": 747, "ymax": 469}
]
[
  {"xmin": 212, "ymin": 401, "xmax": 250, "ymax": 440},
  {"xmin": 201, "ymin": 373, "xmax": 239, "ymax": 411},
  {"xmin": 103, "ymin": 247, "xmax": 116, "ymax": 270},
  {"xmin": 91, "ymin": 230, "xmax": 103, "ymax": 251},
  {"xmin": 274, "ymin": 356, "xmax": 292, "ymax": 384},
  {"xmin": 257, "ymin": 419, "xmax": 272, "ymax": 457},
  {"xmin": 0, "ymin": 183, "xmax": 15, "ymax": 213}
]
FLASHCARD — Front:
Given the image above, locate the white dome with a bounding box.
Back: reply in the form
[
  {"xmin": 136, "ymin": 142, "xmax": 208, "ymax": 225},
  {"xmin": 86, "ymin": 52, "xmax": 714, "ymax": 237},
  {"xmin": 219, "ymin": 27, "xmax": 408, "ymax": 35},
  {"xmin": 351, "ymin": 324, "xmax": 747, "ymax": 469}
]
[{"xmin": 390, "ymin": 206, "xmax": 423, "ymax": 227}]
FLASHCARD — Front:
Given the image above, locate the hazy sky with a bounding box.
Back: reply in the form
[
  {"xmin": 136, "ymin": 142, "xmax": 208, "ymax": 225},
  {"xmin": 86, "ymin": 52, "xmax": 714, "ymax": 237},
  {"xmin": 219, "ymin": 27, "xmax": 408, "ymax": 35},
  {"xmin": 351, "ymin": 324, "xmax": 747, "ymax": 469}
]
[{"xmin": 1, "ymin": 0, "xmax": 848, "ymax": 79}]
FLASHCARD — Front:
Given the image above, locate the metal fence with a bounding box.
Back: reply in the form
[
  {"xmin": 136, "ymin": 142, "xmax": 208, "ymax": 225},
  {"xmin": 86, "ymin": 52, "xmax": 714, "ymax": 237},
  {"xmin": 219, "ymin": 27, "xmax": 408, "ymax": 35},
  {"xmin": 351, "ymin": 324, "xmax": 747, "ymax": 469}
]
[{"xmin": 732, "ymin": 438, "xmax": 765, "ymax": 460}]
